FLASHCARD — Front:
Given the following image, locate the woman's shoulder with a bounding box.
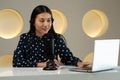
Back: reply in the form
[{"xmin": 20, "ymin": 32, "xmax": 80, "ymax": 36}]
[
  {"xmin": 20, "ymin": 33, "xmax": 30, "ymax": 36},
  {"xmin": 20, "ymin": 33, "xmax": 35, "ymax": 37},
  {"xmin": 19, "ymin": 33, "xmax": 32, "ymax": 39},
  {"xmin": 55, "ymin": 33, "xmax": 66, "ymax": 42},
  {"xmin": 19, "ymin": 33, "xmax": 34, "ymax": 43},
  {"xmin": 55, "ymin": 33, "xmax": 65, "ymax": 39},
  {"xmin": 55, "ymin": 33, "xmax": 62, "ymax": 38}
]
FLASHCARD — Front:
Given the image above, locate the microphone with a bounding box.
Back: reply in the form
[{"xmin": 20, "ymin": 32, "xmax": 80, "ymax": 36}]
[
  {"xmin": 43, "ymin": 33, "xmax": 54, "ymax": 60},
  {"xmin": 43, "ymin": 33, "xmax": 57, "ymax": 70}
]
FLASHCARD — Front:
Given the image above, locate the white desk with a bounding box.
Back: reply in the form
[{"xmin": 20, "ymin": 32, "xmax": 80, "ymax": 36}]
[{"xmin": 0, "ymin": 66, "xmax": 120, "ymax": 80}]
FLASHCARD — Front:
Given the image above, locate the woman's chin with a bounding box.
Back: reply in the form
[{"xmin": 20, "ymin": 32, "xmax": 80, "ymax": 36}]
[
  {"xmin": 44, "ymin": 31, "xmax": 49, "ymax": 34},
  {"xmin": 43, "ymin": 32, "xmax": 48, "ymax": 35}
]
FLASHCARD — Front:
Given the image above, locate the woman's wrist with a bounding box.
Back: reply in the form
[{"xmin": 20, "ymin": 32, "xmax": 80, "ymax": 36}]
[{"xmin": 37, "ymin": 62, "xmax": 47, "ymax": 67}]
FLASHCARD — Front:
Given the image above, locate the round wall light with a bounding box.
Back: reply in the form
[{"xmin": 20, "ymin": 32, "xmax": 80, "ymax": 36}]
[
  {"xmin": 82, "ymin": 10, "xmax": 109, "ymax": 38},
  {"xmin": 52, "ymin": 9, "xmax": 67, "ymax": 34},
  {"xmin": 0, "ymin": 9, "xmax": 23, "ymax": 39}
]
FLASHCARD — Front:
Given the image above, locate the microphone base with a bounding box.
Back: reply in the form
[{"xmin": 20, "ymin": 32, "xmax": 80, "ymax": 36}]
[{"xmin": 43, "ymin": 60, "xmax": 57, "ymax": 70}]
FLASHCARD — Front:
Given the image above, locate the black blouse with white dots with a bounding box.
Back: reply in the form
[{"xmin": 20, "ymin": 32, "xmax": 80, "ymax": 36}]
[{"xmin": 13, "ymin": 33, "xmax": 82, "ymax": 67}]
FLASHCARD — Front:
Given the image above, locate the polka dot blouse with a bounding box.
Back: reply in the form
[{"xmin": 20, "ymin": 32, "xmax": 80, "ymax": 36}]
[{"xmin": 13, "ymin": 33, "xmax": 82, "ymax": 67}]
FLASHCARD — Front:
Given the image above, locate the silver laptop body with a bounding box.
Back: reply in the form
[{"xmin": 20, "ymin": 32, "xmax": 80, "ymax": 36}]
[{"xmin": 70, "ymin": 39, "xmax": 120, "ymax": 72}]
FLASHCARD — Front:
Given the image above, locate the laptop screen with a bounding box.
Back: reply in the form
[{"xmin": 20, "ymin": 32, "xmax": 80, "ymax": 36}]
[{"xmin": 92, "ymin": 39, "xmax": 120, "ymax": 71}]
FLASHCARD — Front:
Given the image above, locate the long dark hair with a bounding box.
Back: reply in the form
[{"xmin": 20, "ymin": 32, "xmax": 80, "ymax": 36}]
[
  {"xmin": 28, "ymin": 5, "xmax": 66, "ymax": 44},
  {"xmin": 28, "ymin": 5, "xmax": 56, "ymax": 35}
]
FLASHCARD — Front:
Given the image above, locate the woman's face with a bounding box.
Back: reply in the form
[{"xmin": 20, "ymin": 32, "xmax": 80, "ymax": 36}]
[{"xmin": 35, "ymin": 12, "xmax": 52, "ymax": 37}]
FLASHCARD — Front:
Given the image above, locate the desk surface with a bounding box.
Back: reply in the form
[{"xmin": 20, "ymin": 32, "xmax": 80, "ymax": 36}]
[{"xmin": 0, "ymin": 66, "xmax": 120, "ymax": 80}]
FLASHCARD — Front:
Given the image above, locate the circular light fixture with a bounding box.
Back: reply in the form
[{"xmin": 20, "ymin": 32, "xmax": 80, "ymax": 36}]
[
  {"xmin": 0, "ymin": 9, "xmax": 23, "ymax": 39},
  {"xmin": 82, "ymin": 10, "xmax": 109, "ymax": 38},
  {"xmin": 52, "ymin": 9, "xmax": 67, "ymax": 34}
]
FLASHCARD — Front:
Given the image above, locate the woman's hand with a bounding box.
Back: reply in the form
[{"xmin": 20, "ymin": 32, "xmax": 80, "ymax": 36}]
[
  {"xmin": 54, "ymin": 59, "xmax": 64, "ymax": 67},
  {"xmin": 37, "ymin": 62, "xmax": 47, "ymax": 67},
  {"xmin": 77, "ymin": 61, "xmax": 91, "ymax": 69},
  {"xmin": 37, "ymin": 59, "xmax": 64, "ymax": 68}
]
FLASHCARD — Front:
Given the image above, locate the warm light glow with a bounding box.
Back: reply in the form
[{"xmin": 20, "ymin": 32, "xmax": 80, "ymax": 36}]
[
  {"xmin": 0, "ymin": 9, "xmax": 23, "ymax": 39},
  {"xmin": 82, "ymin": 10, "xmax": 109, "ymax": 38},
  {"xmin": 52, "ymin": 9, "xmax": 67, "ymax": 34},
  {"xmin": 84, "ymin": 52, "xmax": 93, "ymax": 63}
]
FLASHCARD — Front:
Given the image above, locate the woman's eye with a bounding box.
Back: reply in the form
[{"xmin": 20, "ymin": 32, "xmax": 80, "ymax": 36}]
[
  {"xmin": 39, "ymin": 19, "xmax": 51, "ymax": 23},
  {"xmin": 39, "ymin": 19, "xmax": 44, "ymax": 22},
  {"xmin": 47, "ymin": 19, "xmax": 51, "ymax": 22}
]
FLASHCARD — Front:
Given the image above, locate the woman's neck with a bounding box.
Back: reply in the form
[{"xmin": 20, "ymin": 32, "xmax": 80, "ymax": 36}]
[{"xmin": 35, "ymin": 32, "xmax": 43, "ymax": 38}]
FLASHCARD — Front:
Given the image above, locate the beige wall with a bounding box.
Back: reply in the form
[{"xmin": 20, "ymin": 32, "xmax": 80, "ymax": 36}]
[{"xmin": 0, "ymin": 0, "xmax": 120, "ymax": 64}]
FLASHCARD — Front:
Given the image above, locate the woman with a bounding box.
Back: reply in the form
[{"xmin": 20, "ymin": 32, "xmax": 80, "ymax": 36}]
[{"xmin": 13, "ymin": 5, "xmax": 90, "ymax": 68}]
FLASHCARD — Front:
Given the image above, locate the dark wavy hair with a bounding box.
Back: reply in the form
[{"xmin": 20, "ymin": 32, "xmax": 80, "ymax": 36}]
[{"xmin": 28, "ymin": 5, "xmax": 56, "ymax": 35}]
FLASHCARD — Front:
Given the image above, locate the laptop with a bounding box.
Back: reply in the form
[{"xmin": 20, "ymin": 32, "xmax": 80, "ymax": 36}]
[{"xmin": 69, "ymin": 39, "xmax": 120, "ymax": 73}]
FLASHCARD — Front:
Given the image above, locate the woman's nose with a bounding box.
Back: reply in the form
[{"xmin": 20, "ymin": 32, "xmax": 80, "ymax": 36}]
[{"xmin": 43, "ymin": 21, "xmax": 49, "ymax": 26}]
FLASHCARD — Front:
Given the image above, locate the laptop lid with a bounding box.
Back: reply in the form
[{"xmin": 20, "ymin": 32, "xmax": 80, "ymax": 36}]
[
  {"xmin": 92, "ymin": 39, "xmax": 120, "ymax": 72},
  {"xmin": 69, "ymin": 39, "xmax": 120, "ymax": 72}
]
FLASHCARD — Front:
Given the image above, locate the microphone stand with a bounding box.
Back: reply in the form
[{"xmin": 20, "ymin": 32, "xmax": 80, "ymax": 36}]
[
  {"xmin": 43, "ymin": 33, "xmax": 57, "ymax": 70},
  {"xmin": 43, "ymin": 59, "xmax": 57, "ymax": 70}
]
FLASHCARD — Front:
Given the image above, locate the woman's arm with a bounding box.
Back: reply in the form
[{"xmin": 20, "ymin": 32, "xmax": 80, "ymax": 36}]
[
  {"xmin": 55, "ymin": 35, "xmax": 82, "ymax": 66},
  {"xmin": 13, "ymin": 34, "xmax": 37, "ymax": 67}
]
